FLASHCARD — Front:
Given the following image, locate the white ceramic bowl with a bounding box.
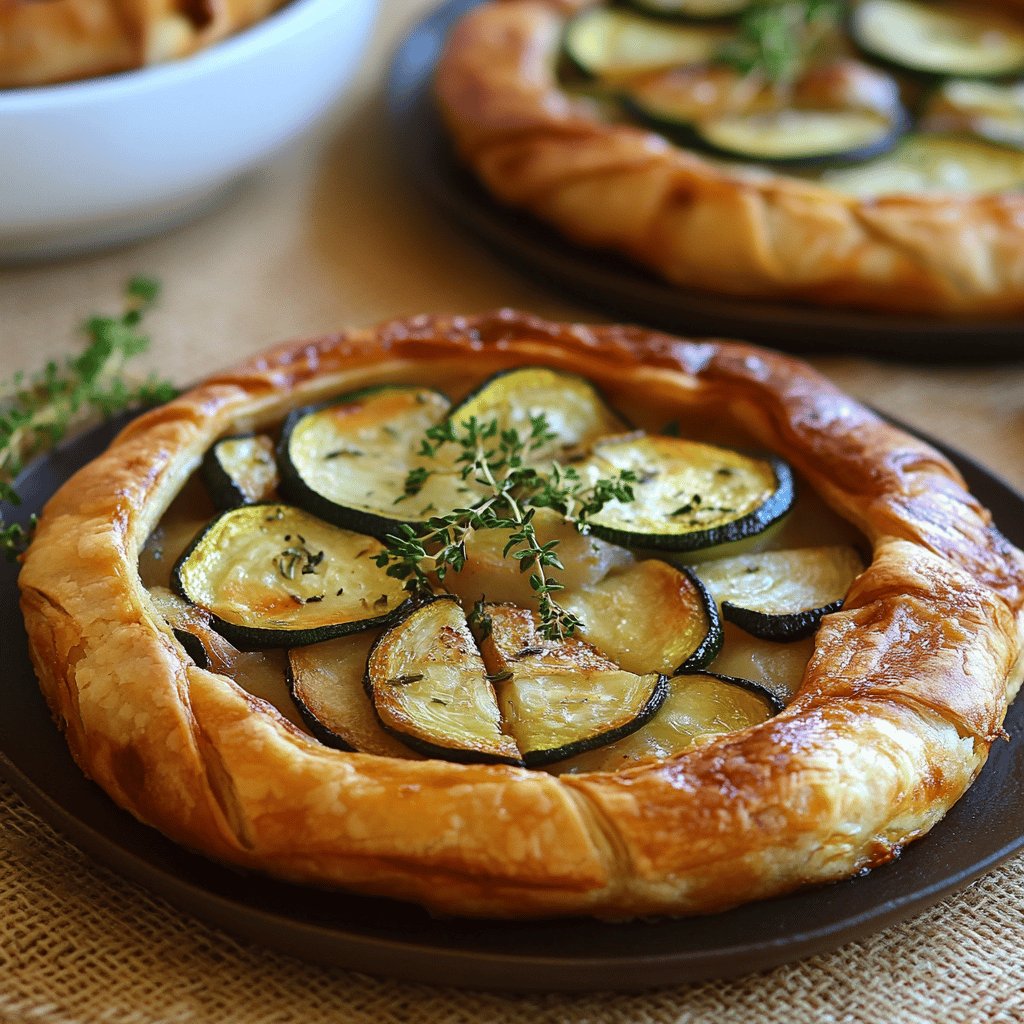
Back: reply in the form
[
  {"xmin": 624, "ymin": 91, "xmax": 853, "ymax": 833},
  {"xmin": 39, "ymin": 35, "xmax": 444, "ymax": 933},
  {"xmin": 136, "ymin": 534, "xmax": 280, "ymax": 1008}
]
[{"xmin": 0, "ymin": 0, "xmax": 377, "ymax": 262}]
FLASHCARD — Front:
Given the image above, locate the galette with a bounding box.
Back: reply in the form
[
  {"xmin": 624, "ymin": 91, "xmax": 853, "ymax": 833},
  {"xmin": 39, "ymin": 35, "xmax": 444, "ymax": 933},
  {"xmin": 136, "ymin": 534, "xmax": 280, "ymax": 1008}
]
[
  {"xmin": 436, "ymin": 1, "xmax": 1024, "ymax": 314},
  {"xmin": 18, "ymin": 312, "xmax": 1024, "ymax": 918}
]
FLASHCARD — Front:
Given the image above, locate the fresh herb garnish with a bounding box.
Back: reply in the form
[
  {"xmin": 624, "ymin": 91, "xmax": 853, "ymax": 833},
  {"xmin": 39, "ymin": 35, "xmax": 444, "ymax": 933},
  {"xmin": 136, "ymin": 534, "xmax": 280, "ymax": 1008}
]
[
  {"xmin": 388, "ymin": 673, "xmax": 425, "ymax": 686},
  {"xmin": 719, "ymin": 0, "xmax": 842, "ymax": 84},
  {"xmin": 1, "ymin": 277, "xmax": 177, "ymax": 561},
  {"xmin": 276, "ymin": 537, "xmax": 325, "ymax": 582},
  {"xmin": 376, "ymin": 413, "xmax": 636, "ymax": 640}
]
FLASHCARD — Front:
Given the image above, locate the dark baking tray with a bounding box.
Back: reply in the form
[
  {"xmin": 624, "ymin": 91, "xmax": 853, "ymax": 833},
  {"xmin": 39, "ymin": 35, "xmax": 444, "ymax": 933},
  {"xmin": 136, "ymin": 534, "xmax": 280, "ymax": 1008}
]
[
  {"xmin": 2, "ymin": 413, "xmax": 1023, "ymax": 992},
  {"xmin": 386, "ymin": 0, "xmax": 1024, "ymax": 360}
]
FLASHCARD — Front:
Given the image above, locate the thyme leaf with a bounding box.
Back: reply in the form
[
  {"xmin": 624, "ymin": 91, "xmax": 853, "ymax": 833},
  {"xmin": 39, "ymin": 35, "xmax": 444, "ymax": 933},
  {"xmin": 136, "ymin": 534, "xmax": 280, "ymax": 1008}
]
[
  {"xmin": 1, "ymin": 277, "xmax": 177, "ymax": 561},
  {"xmin": 376, "ymin": 413, "xmax": 636, "ymax": 641},
  {"xmin": 718, "ymin": 0, "xmax": 842, "ymax": 84}
]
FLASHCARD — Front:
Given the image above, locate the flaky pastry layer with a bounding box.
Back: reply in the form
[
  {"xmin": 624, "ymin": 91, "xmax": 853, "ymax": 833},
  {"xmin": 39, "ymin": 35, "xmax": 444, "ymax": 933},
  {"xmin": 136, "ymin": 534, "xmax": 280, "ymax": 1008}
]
[
  {"xmin": 18, "ymin": 312, "xmax": 1024, "ymax": 918},
  {"xmin": 435, "ymin": 0, "xmax": 1024, "ymax": 315}
]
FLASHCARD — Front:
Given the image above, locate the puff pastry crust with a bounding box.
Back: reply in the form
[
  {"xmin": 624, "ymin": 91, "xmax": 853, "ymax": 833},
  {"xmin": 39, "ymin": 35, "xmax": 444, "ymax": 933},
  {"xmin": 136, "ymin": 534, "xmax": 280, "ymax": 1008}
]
[
  {"xmin": 18, "ymin": 312, "xmax": 1024, "ymax": 918},
  {"xmin": 0, "ymin": 0, "xmax": 287, "ymax": 87},
  {"xmin": 435, "ymin": 0, "xmax": 1024, "ymax": 315}
]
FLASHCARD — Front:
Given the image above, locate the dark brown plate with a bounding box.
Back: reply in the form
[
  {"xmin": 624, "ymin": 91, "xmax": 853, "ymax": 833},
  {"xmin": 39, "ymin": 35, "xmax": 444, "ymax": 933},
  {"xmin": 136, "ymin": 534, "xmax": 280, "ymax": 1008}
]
[
  {"xmin": 2, "ymin": 414, "xmax": 1024, "ymax": 992},
  {"xmin": 386, "ymin": 0, "xmax": 1024, "ymax": 360}
]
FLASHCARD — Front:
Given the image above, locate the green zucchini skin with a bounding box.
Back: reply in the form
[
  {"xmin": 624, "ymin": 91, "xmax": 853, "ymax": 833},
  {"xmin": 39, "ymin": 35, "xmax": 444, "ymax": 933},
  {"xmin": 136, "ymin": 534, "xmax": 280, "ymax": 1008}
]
[
  {"xmin": 623, "ymin": 0, "xmax": 752, "ymax": 22},
  {"xmin": 520, "ymin": 673, "xmax": 670, "ymax": 768},
  {"xmin": 716, "ymin": 593, "xmax": 843, "ymax": 638},
  {"xmin": 277, "ymin": 384, "xmax": 454, "ymax": 539},
  {"xmin": 673, "ymin": 669, "xmax": 786, "ymax": 717},
  {"xmin": 201, "ymin": 433, "xmax": 279, "ymax": 511},
  {"xmin": 677, "ymin": 566, "xmax": 723, "ymax": 671},
  {"xmin": 588, "ymin": 447, "xmax": 796, "ymax": 553},
  {"xmin": 721, "ymin": 597, "xmax": 844, "ymax": 642},
  {"xmin": 692, "ymin": 670, "xmax": 787, "ymax": 716},
  {"xmin": 693, "ymin": 543, "xmax": 863, "ymax": 642},
  {"xmin": 626, "ymin": 102, "xmax": 909, "ymax": 169},
  {"xmin": 172, "ymin": 503, "xmax": 413, "ymax": 650}
]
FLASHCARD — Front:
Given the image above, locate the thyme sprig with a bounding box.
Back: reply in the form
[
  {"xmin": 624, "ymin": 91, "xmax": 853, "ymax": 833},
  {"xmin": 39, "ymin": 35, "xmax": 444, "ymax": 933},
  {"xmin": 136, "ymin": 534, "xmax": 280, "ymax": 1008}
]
[
  {"xmin": 0, "ymin": 277, "xmax": 178, "ymax": 561},
  {"xmin": 376, "ymin": 414, "xmax": 636, "ymax": 640},
  {"xmin": 719, "ymin": 0, "xmax": 843, "ymax": 84}
]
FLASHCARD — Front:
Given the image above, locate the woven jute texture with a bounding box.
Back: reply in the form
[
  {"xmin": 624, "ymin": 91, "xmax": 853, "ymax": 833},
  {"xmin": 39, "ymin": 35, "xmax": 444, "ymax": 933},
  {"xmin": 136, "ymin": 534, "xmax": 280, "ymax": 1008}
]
[{"xmin": 2, "ymin": 782, "xmax": 1022, "ymax": 1024}]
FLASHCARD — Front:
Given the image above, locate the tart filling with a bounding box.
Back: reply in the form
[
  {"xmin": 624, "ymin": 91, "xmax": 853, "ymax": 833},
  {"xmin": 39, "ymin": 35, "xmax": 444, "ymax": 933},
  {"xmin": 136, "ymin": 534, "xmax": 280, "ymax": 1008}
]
[
  {"xmin": 149, "ymin": 363, "xmax": 868, "ymax": 773},
  {"xmin": 558, "ymin": 1, "xmax": 1024, "ymax": 194}
]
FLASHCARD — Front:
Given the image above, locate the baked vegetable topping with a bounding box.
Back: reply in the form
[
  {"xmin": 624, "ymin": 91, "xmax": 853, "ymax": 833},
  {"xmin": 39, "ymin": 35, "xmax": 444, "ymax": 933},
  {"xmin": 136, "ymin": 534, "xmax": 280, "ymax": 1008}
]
[
  {"xmin": 156, "ymin": 366, "xmax": 843, "ymax": 775},
  {"xmin": 695, "ymin": 544, "xmax": 864, "ymax": 641},
  {"xmin": 173, "ymin": 504, "xmax": 411, "ymax": 648},
  {"xmin": 377, "ymin": 407, "xmax": 637, "ymax": 642},
  {"xmin": 922, "ymin": 80, "xmax": 1024, "ymax": 151},
  {"xmin": 366, "ymin": 596, "xmax": 522, "ymax": 765},
  {"xmin": 822, "ymin": 134, "xmax": 1024, "ymax": 195},
  {"xmin": 626, "ymin": 0, "xmax": 753, "ymax": 20},
  {"xmin": 553, "ymin": 1, "xmax": 1024, "ymax": 198},
  {"xmin": 279, "ymin": 386, "xmax": 460, "ymax": 536},
  {"xmin": 448, "ymin": 367, "xmax": 627, "ymax": 464},
  {"xmin": 564, "ymin": 7, "xmax": 729, "ymax": 79},
  {"xmin": 561, "ymin": 559, "xmax": 721, "ymax": 673},
  {"xmin": 481, "ymin": 604, "xmax": 668, "ymax": 766},
  {"xmin": 201, "ymin": 433, "xmax": 279, "ymax": 509},
  {"xmin": 552, "ymin": 671, "xmax": 782, "ymax": 773},
  {"xmin": 625, "ymin": 60, "xmax": 908, "ymax": 166},
  {"xmin": 851, "ymin": 0, "xmax": 1024, "ymax": 79},
  {"xmin": 287, "ymin": 632, "xmax": 425, "ymax": 758},
  {"xmin": 696, "ymin": 107, "xmax": 900, "ymax": 164},
  {"xmin": 149, "ymin": 585, "xmax": 237, "ymax": 673},
  {"xmin": 709, "ymin": 623, "xmax": 815, "ymax": 702},
  {"xmin": 581, "ymin": 434, "xmax": 794, "ymax": 551}
]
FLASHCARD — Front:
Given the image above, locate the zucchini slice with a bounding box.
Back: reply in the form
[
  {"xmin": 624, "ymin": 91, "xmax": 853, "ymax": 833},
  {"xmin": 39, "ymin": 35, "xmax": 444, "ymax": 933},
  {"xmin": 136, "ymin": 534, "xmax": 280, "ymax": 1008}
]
[
  {"xmin": 625, "ymin": 61, "xmax": 907, "ymax": 166},
  {"xmin": 564, "ymin": 7, "xmax": 729, "ymax": 80},
  {"xmin": 561, "ymin": 559, "xmax": 721, "ymax": 674},
  {"xmin": 626, "ymin": 0, "xmax": 752, "ymax": 21},
  {"xmin": 278, "ymin": 385, "xmax": 467, "ymax": 537},
  {"xmin": 922, "ymin": 80, "xmax": 1024, "ymax": 151},
  {"xmin": 694, "ymin": 108, "xmax": 903, "ymax": 166},
  {"xmin": 201, "ymin": 433, "xmax": 279, "ymax": 510},
  {"xmin": 481, "ymin": 604, "xmax": 668, "ymax": 767},
  {"xmin": 695, "ymin": 545, "xmax": 864, "ymax": 642},
  {"xmin": 551, "ymin": 671, "xmax": 781, "ymax": 774},
  {"xmin": 582, "ymin": 434, "xmax": 794, "ymax": 552},
  {"xmin": 822, "ymin": 133, "xmax": 1024, "ymax": 196},
  {"xmin": 710, "ymin": 623, "xmax": 814, "ymax": 703},
  {"xmin": 288, "ymin": 633, "xmax": 424, "ymax": 758},
  {"xmin": 366, "ymin": 596, "xmax": 522, "ymax": 765},
  {"xmin": 449, "ymin": 367, "xmax": 627, "ymax": 465},
  {"xmin": 173, "ymin": 504, "xmax": 411, "ymax": 648},
  {"xmin": 851, "ymin": 0, "xmax": 1024, "ymax": 79}
]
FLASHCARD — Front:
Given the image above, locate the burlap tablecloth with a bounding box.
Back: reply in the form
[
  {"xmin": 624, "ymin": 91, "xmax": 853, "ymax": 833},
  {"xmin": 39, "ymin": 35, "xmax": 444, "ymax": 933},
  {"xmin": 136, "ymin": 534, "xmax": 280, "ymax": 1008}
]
[{"xmin": 3, "ymin": 3, "xmax": 1024, "ymax": 1019}]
